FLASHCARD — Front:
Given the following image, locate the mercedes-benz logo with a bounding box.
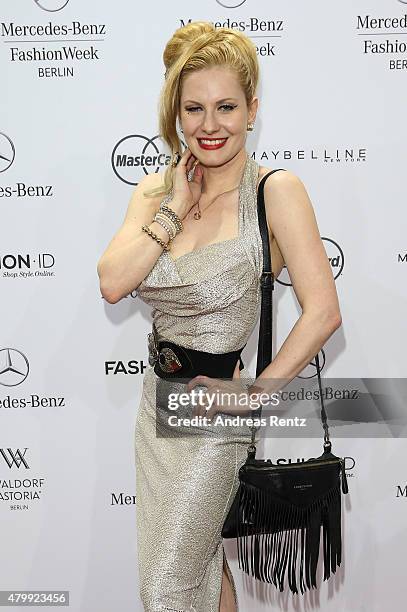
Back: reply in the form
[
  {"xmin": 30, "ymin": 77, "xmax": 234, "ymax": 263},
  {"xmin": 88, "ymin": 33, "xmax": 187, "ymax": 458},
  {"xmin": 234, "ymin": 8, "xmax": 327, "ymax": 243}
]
[
  {"xmin": 216, "ymin": 0, "xmax": 247, "ymax": 8},
  {"xmin": 0, "ymin": 348, "xmax": 30, "ymax": 387},
  {"xmin": 0, "ymin": 133, "xmax": 16, "ymax": 173},
  {"xmin": 33, "ymin": 0, "xmax": 70, "ymax": 11}
]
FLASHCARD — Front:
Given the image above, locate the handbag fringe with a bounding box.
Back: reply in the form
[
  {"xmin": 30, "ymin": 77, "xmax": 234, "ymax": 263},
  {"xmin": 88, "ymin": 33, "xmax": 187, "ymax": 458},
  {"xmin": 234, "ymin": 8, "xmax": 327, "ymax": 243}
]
[{"xmin": 236, "ymin": 480, "xmax": 342, "ymax": 594}]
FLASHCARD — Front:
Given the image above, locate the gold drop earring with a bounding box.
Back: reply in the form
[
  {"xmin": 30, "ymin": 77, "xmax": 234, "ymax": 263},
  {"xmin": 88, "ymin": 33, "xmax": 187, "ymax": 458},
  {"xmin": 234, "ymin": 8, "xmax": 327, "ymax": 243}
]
[{"xmin": 247, "ymin": 122, "xmax": 255, "ymax": 131}]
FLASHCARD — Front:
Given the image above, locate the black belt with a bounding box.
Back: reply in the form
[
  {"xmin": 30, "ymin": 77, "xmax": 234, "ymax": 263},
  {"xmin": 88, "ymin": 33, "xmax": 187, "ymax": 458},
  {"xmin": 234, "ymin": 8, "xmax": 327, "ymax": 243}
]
[{"xmin": 147, "ymin": 326, "xmax": 245, "ymax": 380}]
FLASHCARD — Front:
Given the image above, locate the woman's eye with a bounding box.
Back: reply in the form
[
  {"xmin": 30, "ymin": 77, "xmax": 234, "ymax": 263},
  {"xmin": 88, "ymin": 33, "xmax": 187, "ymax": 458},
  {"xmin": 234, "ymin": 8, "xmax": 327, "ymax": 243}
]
[
  {"xmin": 219, "ymin": 104, "xmax": 237, "ymax": 111},
  {"xmin": 185, "ymin": 107, "xmax": 201, "ymax": 113}
]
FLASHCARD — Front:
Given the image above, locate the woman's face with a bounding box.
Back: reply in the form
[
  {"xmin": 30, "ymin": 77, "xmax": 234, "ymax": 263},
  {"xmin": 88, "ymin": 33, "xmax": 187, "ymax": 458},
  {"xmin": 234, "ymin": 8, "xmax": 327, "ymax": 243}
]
[{"xmin": 178, "ymin": 65, "xmax": 258, "ymax": 166}]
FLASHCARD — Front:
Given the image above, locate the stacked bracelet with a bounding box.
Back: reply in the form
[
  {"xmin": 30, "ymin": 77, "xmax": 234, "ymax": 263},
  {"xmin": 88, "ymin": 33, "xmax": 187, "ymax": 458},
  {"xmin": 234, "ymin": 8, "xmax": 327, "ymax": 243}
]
[
  {"xmin": 141, "ymin": 224, "xmax": 170, "ymax": 250},
  {"xmin": 160, "ymin": 204, "xmax": 183, "ymax": 233},
  {"xmin": 153, "ymin": 212, "xmax": 177, "ymax": 240}
]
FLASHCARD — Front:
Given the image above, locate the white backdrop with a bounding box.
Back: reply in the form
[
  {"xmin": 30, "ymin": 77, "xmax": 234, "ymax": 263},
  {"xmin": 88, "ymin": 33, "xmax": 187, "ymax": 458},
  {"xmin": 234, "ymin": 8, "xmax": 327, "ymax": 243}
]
[{"xmin": 1, "ymin": 1, "xmax": 406, "ymax": 611}]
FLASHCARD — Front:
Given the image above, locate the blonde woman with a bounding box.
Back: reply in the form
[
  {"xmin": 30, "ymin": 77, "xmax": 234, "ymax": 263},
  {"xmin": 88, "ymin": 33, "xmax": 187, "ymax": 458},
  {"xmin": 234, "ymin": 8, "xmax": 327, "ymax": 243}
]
[{"xmin": 97, "ymin": 21, "xmax": 341, "ymax": 612}]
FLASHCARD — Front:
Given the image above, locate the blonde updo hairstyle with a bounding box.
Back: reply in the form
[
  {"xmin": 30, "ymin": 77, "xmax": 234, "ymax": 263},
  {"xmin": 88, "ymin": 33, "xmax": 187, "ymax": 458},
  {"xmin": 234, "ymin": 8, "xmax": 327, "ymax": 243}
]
[{"xmin": 144, "ymin": 21, "xmax": 259, "ymax": 197}]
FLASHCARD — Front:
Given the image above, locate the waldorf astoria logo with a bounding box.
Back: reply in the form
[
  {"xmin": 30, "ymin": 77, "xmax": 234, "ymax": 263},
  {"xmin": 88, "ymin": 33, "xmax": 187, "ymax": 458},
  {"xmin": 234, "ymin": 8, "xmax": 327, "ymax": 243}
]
[
  {"xmin": 1, "ymin": 447, "xmax": 29, "ymax": 468},
  {"xmin": 0, "ymin": 448, "xmax": 47, "ymax": 510},
  {"xmin": 111, "ymin": 134, "xmax": 172, "ymax": 186}
]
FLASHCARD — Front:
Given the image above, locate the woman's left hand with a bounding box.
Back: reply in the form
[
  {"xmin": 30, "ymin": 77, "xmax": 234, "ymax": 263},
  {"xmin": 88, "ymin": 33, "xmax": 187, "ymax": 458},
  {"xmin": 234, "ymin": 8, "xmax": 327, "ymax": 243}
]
[{"xmin": 186, "ymin": 359, "xmax": 252, "ymax": 420}]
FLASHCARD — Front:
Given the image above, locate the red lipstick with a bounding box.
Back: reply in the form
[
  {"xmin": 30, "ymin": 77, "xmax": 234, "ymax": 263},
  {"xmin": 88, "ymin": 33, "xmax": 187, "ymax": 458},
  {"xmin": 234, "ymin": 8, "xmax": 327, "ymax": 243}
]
[{"xmin": 197, "ymin": 137, "xmax": 228, "ymax": 150}]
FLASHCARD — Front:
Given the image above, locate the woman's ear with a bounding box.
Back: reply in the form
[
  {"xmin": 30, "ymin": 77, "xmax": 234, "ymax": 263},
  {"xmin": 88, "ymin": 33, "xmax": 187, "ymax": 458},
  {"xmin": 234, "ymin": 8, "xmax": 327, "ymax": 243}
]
[{"xmin": 248, "ymin": 96, "xmax": 259, "ymax": 124}]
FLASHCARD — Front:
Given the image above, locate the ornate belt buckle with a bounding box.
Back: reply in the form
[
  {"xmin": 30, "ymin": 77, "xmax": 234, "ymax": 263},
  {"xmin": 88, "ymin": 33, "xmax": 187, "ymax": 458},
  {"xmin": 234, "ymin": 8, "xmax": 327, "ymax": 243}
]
[
  {"xmin": 147, "ymin": 329, "xmax": 183, "ymax": 374},
  {"xmin": 147, "ymin": 331, "xmax": 159, "ymax": 366},
  {"xmin": 157, "ymin": 347, "xmax": 183, "ymax": 373}
]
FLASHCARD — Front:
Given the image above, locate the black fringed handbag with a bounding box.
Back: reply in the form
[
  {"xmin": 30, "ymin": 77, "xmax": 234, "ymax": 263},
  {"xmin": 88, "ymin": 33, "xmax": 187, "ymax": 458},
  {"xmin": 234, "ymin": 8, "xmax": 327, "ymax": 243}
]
[{"xmin": 221, "ymin": 170, "xmax": 349, "ymax": 594}]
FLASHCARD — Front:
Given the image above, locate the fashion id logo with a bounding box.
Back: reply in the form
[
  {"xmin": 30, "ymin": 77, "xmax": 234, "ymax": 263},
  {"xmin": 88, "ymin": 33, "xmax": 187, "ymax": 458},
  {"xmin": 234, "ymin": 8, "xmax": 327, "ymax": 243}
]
[{"xmin": 0, "ymin": 252, "xmax": 56, "ymax": 278}]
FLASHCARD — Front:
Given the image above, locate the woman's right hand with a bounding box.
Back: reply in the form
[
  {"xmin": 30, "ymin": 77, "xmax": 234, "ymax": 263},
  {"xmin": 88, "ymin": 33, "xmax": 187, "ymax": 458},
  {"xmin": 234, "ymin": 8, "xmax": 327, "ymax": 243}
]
[{"xmin": 171, "ymin": 148, "xmax": 203, "ymax": 220}]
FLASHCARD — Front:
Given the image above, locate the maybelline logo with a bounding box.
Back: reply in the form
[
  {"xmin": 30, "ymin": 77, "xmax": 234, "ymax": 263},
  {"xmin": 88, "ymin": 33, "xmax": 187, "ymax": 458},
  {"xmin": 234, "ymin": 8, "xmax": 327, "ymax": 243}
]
[
  {"xmin": 1, "ymin": 10, "xmax": 106, "ymax": 78},
  {"xmin": 105, "ymin": 360, "xmax": 148, "ymax": 375},
  {"xmin": 111, "ymin": 135, "xmax": 171, "ymax": 186},
  {"xmin": 1, "ymin": 253, "xmax": 55, "ymax": 278},
  {"xmin": 356, "ymin": 12, "xmax": 407, "ymax": 70},
  {"xmin": 252, "ymin": 147, "xmax": 367, "ymax": 166},
  {"xmin": 0, "ymin": 448, "xmax": 45, "ymax": 508},
  {"xmin": 180, "ymin": 17, "xmax": 282, "ymax": 57},
  {"xmin": 276, "ymin": 237, "xmax": 344, "ymax": 288}
]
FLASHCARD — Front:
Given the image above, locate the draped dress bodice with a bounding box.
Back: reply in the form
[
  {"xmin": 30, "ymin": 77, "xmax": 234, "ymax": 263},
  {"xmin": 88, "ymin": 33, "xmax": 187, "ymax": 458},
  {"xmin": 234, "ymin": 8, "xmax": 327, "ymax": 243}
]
[{"xmin": 136, "ymin": 154, "xmax": 264, "ymax": 353}]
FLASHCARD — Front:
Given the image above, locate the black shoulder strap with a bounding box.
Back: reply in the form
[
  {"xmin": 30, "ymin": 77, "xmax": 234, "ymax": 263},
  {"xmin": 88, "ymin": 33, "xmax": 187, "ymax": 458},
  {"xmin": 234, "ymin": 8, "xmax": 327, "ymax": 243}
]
[
  {"xmin": 253, "ymin": 168, "xmax": 331, "ymax": 452},
  {"xmin": 256, "ymin": 169, "xmax": 286, "ymax": 378}
]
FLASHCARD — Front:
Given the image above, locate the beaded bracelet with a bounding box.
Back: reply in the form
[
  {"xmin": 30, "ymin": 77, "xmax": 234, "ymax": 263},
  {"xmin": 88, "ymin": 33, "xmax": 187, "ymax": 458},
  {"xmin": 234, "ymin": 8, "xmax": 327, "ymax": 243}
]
[
  {"xmin": 153, "ymin": 216, "xmax": 176, "ymax": 241},
  {"xmin": 160, "ymin": 204, "xmax": 183, "ymax": 232},
  {"xmin": 141, "ymin": 224, "xmax": 170, "ymax": 250},
  {"xmin": 154, "ymin": 212, "xmax": 178, "ymax": 239}
]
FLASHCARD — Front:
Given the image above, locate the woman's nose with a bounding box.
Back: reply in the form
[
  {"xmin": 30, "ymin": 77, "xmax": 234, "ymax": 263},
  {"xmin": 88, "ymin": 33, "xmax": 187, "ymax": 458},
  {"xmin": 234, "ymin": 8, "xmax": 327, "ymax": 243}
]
[{"xmin": 201, "ymin": 111, "xmax": 220, "ymax": 133}]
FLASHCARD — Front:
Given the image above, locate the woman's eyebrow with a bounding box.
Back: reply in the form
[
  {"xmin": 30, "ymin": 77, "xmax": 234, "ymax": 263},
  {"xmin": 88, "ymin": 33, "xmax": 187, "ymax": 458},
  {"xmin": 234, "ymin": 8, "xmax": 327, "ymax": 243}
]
[{"xmin": 182, "ymin": 98, "xmax": 239, "ymax": 104}]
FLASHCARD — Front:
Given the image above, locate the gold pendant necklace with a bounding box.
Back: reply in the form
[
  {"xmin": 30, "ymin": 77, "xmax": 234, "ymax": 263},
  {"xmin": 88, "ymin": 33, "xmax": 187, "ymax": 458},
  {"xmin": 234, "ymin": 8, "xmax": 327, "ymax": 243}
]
[{"xmin": 193, "ymin": 184, "xmax": 239, "ymax": 221}]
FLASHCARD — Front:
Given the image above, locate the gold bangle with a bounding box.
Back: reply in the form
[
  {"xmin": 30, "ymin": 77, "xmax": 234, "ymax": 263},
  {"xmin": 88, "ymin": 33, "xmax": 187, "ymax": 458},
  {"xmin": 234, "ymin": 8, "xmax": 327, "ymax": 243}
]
[
  {"xmin": 153, "ymin": 217, "xmax": 176, "ymax": 240},
  {"xmin": 160, "ymin": 204, "xmax": 183, "ymax": 231},
  {"xmin": 154, "ymin": 212, "xmax": 178, "ymax": 239},
  {"xmin": 141, "ymin": 224, "xmax": 170, "ymax": 251}
]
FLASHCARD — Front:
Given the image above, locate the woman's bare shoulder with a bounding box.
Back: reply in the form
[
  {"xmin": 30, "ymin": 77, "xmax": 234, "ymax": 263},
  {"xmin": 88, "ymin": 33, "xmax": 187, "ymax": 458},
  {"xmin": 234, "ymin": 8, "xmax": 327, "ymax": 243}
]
[{"xmin": 257, "ymin": 164, "xmax": 300, "ymax": 187}]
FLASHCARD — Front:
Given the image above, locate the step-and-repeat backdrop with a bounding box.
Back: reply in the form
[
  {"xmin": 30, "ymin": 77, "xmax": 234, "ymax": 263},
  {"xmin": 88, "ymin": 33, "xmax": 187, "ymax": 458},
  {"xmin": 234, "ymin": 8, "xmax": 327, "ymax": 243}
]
[{"xmin": 1, "ymin": 1, "xmax": 406, "ymax": 611}]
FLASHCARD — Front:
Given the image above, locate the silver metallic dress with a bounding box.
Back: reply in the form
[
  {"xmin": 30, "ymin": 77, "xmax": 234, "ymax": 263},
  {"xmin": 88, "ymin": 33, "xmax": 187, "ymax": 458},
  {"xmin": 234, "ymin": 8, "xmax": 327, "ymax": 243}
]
[{"xmin": 134, "ymin": 153, "xmax": 264, "ymax": 612}]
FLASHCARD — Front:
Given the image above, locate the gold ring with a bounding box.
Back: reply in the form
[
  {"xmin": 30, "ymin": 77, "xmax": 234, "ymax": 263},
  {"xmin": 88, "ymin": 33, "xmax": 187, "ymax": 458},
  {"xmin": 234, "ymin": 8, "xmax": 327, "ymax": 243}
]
[{"xmin": 171, "ymin": 152, "xmax": 181, "ymax": 168}]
